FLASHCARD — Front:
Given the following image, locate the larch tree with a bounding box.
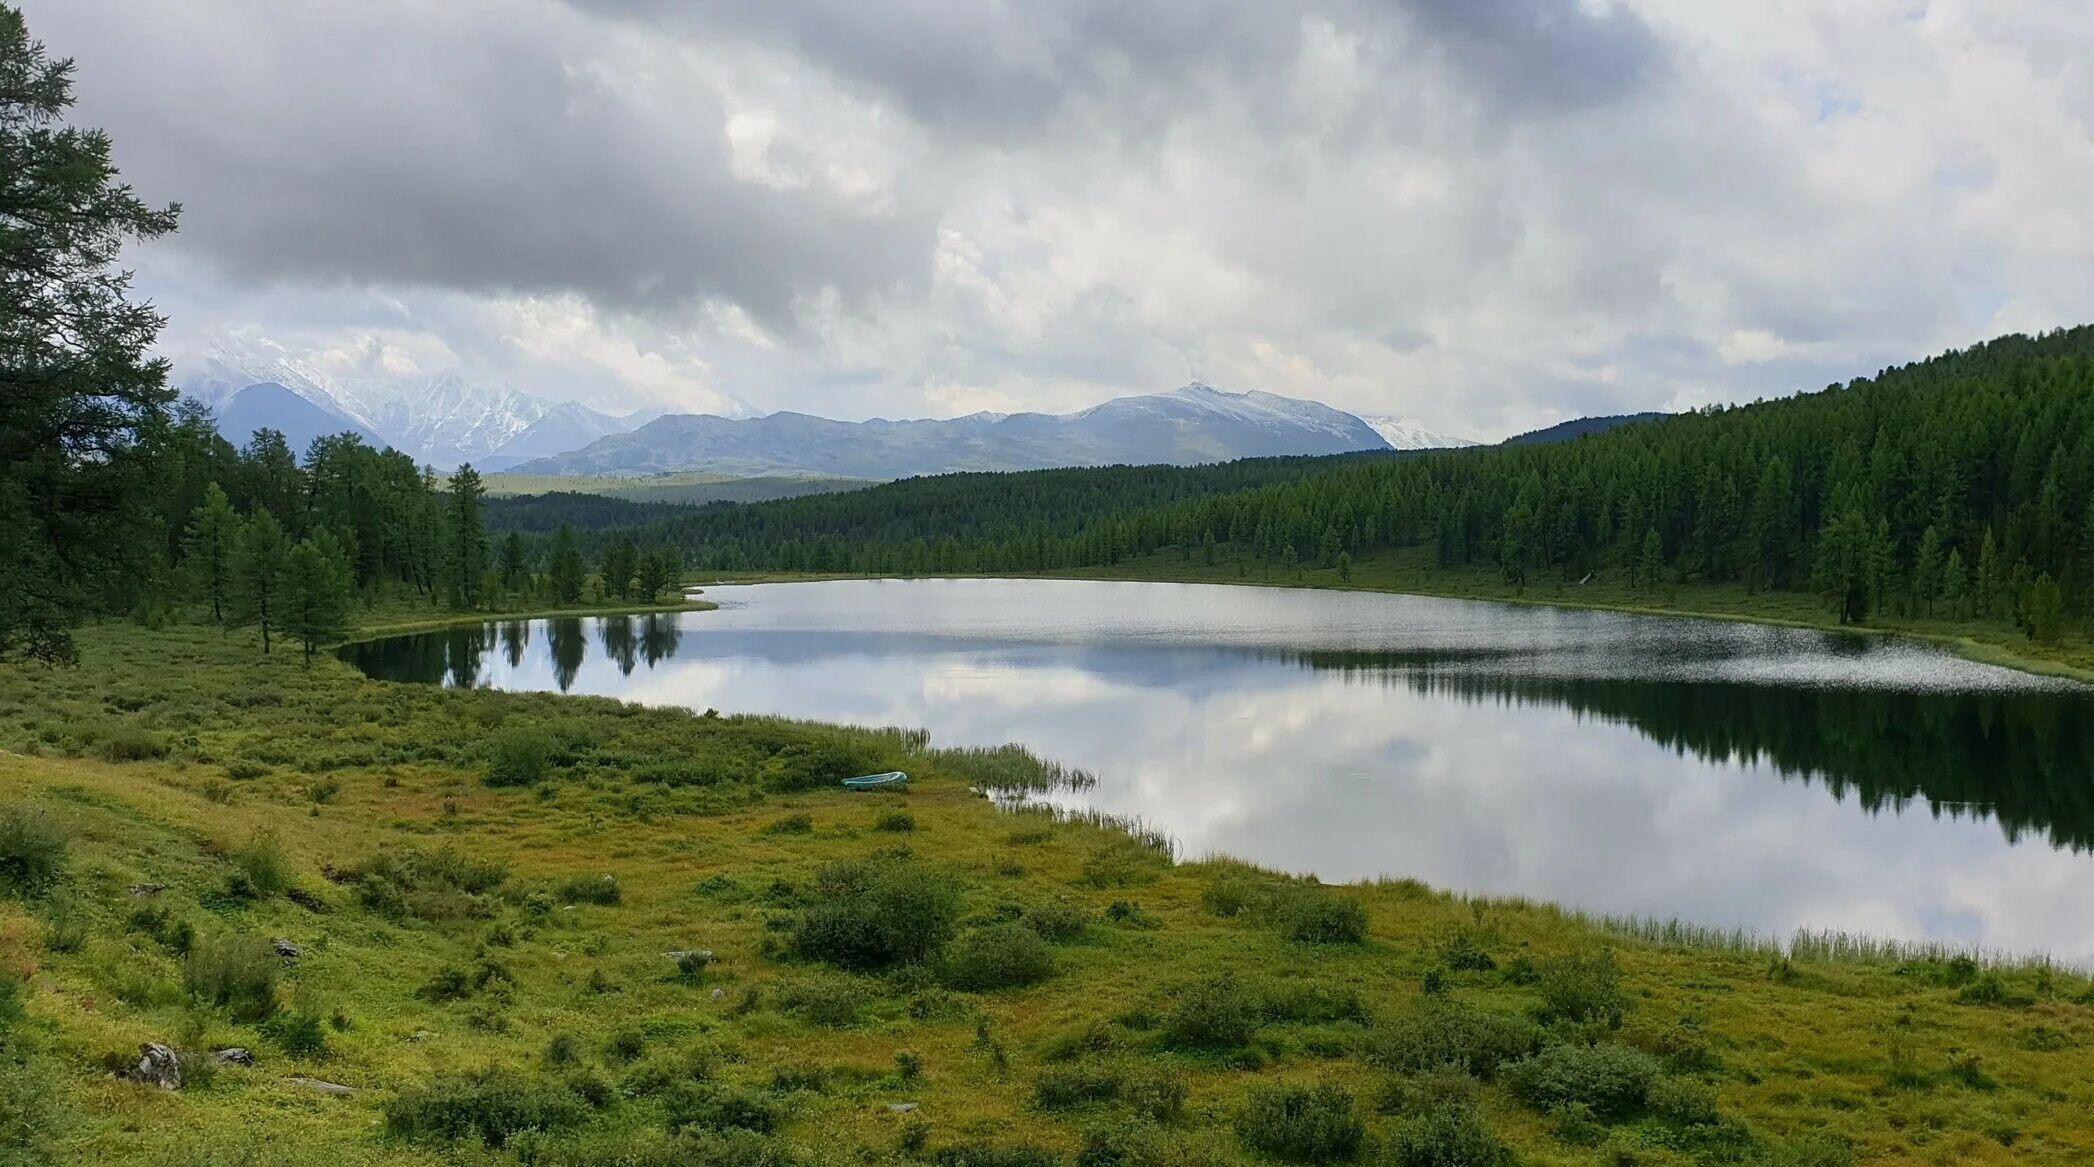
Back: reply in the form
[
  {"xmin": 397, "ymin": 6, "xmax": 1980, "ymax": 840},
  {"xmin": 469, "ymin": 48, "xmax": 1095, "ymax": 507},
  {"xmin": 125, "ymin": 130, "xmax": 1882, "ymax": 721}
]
[
  {"xmin": 282, "ymin": 529, "xmax": 353, "ymax": 664},
  {"xmin": 447, "ymin": 464, "xmax": 488, "ymax": 610},
  {"xmin": 0, "ymin": 4, "xmax": 180, "ymax": 662},
  {"xmin": 549, "ymin": 524, "xmax": 585, "ymax": 605},
  {"xmin": 183, "ymin": 482, "xmax": 238, "ymax": 624},
  {"xmin": 228, "ymin": 508, "xmax": 289, "ymax": 653}
]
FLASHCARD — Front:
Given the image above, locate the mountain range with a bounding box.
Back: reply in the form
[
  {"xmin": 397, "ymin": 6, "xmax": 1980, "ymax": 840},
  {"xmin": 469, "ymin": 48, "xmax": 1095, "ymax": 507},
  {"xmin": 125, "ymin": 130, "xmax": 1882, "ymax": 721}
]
[
  {"xmin": 177, "ymin": 340, "xmax": 661, "ymax": 471},
  {"xmin": 506, "ymin": 384, "xmax": 1455, "ymax": 479}
]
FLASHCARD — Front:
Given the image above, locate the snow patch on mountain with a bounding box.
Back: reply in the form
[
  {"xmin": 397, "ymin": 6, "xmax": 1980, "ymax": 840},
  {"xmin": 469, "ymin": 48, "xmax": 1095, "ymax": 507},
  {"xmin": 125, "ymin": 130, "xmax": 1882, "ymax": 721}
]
[{"xmin": 1360, "ymin": 415, "xmax": 1478, "ymax": 450}]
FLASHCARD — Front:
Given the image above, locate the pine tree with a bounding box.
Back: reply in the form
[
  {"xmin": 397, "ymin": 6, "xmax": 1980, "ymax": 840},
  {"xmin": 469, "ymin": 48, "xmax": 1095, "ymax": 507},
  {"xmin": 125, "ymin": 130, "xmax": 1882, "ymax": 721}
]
[
  {"xmin": 1336, "ymin": 551, "xmax": 1353, "ymax": 583},
  {"xmin": 1976, "ymin": 528, "xmax": 2004, "ymax": 620},
  {"xmin": 499, "ymin": 532, "xmax": 527, "ymax": 596},
  {"xmin": 0, "ymin": 6, "xmax": 181, "ymax": 663},
  {"xmin": 2023, "ymin": 573, "xmax": 2064, "ymax": 644},
  {"xmin": 1745, "ymin": 457, "xmax": 1794, "ymax": 591},
  {"xmin": 182, "ymin": 482, "xmax": 239, "ymax": 624},
  {"xmin": 1813, "ymin": 506, "xmax": 1874, "ymax": 624},
  {"xmin": 228, "ymin": 509, "xmax": 290, "ymax": 653},
  {"xmin": 601, "ymin": 538, "xmax": 638, "ymax": 600},
  {"xmin": 282, "ymin": 530, "xmax": 353, "ymax": 664},
  {"xmin": 1636, "ymin": 528, "xmax": 1664, "ymax": 593},
  {"xmin": 1941, "ymin": 547, "xmax": 1968, "ymax": 618},
  {"xmin": 1911, "ymin": 525, "xmax": 1943, "ymax": 618},
  {"xmin": 447, "ymin": 464, "xmax": 488, "ymax": 610},
  {"xmin": 549, "ymin": 525, "xmax": 585, "ymax": 605}
]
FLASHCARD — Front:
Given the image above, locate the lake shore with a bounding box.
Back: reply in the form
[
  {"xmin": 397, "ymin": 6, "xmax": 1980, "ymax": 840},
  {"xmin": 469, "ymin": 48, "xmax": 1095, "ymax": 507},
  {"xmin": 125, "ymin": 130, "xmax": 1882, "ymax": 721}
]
[{"xmin": 2, "ymin": 618, "xmax": 2090, "ymax": 1164}]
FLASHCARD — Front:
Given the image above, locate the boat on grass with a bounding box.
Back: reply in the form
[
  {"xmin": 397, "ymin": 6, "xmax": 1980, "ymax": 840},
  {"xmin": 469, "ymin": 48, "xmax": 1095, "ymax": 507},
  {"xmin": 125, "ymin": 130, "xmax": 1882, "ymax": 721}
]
[{"xmin": 841, "ymin": 771, "xmax": 908, "ymax": 790}]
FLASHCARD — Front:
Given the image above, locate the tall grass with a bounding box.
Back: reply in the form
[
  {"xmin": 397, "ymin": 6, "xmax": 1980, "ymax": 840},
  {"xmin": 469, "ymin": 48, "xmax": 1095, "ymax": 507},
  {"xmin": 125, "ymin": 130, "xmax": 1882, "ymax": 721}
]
[
  {"xmin": 1584, "ymin": 913, "xmax": 2087, "ymax": 975},
  {"xmin": 926, "ymin": 743, "xmax": 1097, "ymax": 792}
]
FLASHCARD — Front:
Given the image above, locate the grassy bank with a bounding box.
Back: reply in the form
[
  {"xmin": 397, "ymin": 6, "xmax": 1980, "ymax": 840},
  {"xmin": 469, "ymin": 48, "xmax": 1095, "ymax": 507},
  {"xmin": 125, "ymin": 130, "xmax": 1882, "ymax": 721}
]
[
  {"xmin": 1, "ymin": 621, "xmax": 2092, "ymax": 1166},
  {"xmin": 336, "ymin": 593, "xmax": 718, "ymax": 645}
]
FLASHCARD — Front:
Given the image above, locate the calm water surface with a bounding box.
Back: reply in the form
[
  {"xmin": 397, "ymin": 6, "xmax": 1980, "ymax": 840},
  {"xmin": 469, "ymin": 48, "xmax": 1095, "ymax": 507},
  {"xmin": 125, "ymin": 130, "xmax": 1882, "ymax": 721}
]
[{"xmin": 344, "ymin": 579, "xmax": 2094, "ymax": 960}]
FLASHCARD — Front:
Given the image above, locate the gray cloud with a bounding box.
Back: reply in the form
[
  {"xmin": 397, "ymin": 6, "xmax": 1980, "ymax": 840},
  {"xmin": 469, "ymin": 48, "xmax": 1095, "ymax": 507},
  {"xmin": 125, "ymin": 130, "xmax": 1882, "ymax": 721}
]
[{"xmin": 33, "ymin": 0, "xmax": 930, "ymax": 326}]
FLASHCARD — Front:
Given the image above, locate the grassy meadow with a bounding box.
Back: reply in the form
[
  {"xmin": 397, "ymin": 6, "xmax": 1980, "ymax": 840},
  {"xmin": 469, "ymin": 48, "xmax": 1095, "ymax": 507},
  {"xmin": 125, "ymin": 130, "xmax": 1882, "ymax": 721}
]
[{"xmin": 0, "ymin": 611, "xmax": 2091, "ymax": 1166}]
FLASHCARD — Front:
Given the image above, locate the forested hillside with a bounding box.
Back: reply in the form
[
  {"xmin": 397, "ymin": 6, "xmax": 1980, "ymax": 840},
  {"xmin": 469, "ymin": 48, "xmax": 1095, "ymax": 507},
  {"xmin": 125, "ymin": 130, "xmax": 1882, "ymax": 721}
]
[{"xmin": 607, "ymin": 329, "xmax": 2094, "ymax": 635}]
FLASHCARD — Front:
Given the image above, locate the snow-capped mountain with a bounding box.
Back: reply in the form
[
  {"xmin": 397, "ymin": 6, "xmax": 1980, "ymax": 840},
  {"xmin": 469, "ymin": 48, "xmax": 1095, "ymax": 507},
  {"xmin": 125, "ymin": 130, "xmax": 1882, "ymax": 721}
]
[
  {"xmin": 1359, "ymin": 415, "xmax": 1478, "ymax": 451},
  {"xmin": 173, "ymin": 338, "xmax": 657, "ymax": 470},
  {"xmin": 511, "ymin": 383, "xmax": 1394, "ymax": 479}
]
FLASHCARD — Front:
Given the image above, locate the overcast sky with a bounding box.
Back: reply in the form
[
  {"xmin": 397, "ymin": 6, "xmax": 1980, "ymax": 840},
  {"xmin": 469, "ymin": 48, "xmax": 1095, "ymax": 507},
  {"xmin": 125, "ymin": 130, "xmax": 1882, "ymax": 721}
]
[{"xmin": 29, "ymin": 0, "xmax": 2094, "ymax": 437}]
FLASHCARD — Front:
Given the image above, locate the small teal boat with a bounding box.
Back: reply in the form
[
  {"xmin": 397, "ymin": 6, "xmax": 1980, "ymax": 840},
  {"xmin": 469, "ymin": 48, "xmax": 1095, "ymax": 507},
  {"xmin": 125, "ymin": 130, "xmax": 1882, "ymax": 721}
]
[{"xmin": 841, "ymin": 771, "xmax": 908, "ymax": 790}]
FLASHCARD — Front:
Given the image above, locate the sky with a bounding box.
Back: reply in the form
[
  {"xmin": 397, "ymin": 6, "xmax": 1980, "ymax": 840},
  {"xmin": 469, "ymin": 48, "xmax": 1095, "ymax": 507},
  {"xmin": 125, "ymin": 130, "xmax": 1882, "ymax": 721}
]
[{"xmin": 27, "ymin": 0, "xmax": 2094, "ymax": 439}]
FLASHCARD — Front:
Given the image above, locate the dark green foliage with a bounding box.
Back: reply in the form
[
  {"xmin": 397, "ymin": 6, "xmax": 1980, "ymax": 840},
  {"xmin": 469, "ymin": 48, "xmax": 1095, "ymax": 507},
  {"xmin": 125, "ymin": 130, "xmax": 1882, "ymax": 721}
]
[
  {"xmin": 1271, "ymin": 885, "xmax": 1369, "ymax": 945},
  {"xmin": 1026, "ymin": 898, "xmax": 1089, "ymax": 942},
  {"xmin": 793, "ymin": 856, "xmax": 960, "ymax": 970},
  {"xmin": 761, "ymin": 812, "xmax": 814, "ymax": 836},
  {"xmin": 0, "ymin": 3, "xmax": 180, "ymax": 665},
  {"xmin": 94, "ymin": 724, "xmax": 167, "ymax": 761},
  {"xmin": 485, "ymin": 727, "xmax": 553, "ymax": 787},
  {"xmin": 771, "ymin": 975, "xmax": 872, "ymax": 1027},
  {"xmin": 1234, "ymin": 1081, "xmax": 1364, "ymax": 1164},
  {"xmin": 1955, "ymin": 972, "xmax": 2034, "ymax": 1008},
  {"xmin": 557, "ymin": 874, "xmax": 622, "ymax": 905},
  {"xmin": 183, "ymin": 933, "xmax": 280, "ymax": 1022},
  {"xmin": 874, "ymin": 809, "xmax": 915, "ymax": 833},
  {"xmin": 1372, "ymin": 1001, "xmax": 1542, "ymax": 1079},
  {"xmin": 124, "ymin": 904, "xmax": 194, "ymax": 955},
  {"xmin": 760, "ymin": 737, "xmax": 895, "ymax": 793},
  {"xmin": 228, "ymin": 833, "xmax": 290, "ymax": 898},
  {"xmin": 1646, "ymin": 1075, "xmax": 1719, "ymax": 1126},
  {"xmin": 1533, "ymin": 952, "xmax": 1629, "ymax": 1027},
  {"xmin": 1439, "ymin": 930, "xmax": 1496, "ymax": 972},
  {"xmin": 935, "ymin": 1145, "xmax": 1065, "ymax": 1167},
  {"xmin": 0, "ymin": 804, "xmax": 67, "ymax": 897},
  {"xmin": 1032, "ymin": 1064, "xmax": 1122, "ymax": 1111},
  {"xmin": 1502, "ymin": 1042, "xmax": 1661, "ymax": 1121},
  {"xmin": 382, "ymin": 1069, "xmax": 588, "ymax": 1148},
  {"xmin": 350, "ymin": 845, "xmax": 510, "ymax": 921},
  {"xmin": 663, "ymin": 1082, "xmax": 785, "ymax": 1135},
  {"xmin": 1162, "ymin": 974, "xmax": 1261, "ymax": 1051},
  {"xmin": 259, "ymin": 1010, "xmax": 329, "ymax": 1057},
  {"xmin": 1385, "ymin": 1105, "xmax": 1514, "ymax": 1167},
  {"xmin": 282, "ymin": 531, "xmax": 354, "ymax": 663},
  {"xmin": 942, "ymin": 922, "xmax": 1054, "ymax": 991}
]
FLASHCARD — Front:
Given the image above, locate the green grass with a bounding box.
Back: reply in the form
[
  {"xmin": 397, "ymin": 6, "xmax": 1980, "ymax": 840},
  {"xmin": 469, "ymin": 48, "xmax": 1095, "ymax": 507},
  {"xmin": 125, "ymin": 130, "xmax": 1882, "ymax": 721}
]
[{"xmin": 1, "ymin": 615, "xmax": 2092, "ymax": 1164}]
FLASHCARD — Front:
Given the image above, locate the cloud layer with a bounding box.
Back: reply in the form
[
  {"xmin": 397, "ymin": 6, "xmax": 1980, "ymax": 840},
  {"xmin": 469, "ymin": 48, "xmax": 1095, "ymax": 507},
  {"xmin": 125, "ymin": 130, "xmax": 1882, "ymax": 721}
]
[{"xmin": 26, "ymin": 0, "xmax": 2094, "ymax": 434}]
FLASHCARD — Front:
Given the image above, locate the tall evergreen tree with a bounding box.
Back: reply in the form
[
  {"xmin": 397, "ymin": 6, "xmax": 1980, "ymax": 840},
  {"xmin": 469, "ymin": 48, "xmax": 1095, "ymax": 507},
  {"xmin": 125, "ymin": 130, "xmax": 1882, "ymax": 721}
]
[
  {"xmin": 183, "ymin": 482, "xmax": 238, "ymax": 624},
  {"xmin": 1911, "ymin": 525, "xmax": 1943, "ymax": 618},
  {"xmin": 1813, "ymin": 506, "xmax": 1875, "ymax": 624},
  {"xmin": 0, "ymin": 5, "xmax": 180, "ymax": 662},
  {"xmin": 549, "ymin": 525, "xmax": 585, "ymax": 605},
  {"xmin": 447, "ymin": 464, "xmax": 489, "ymax": 610},
  {"xmin": 282, "ymin": 530, "xmax": 353, "ymax": 664},
  {"xmin": 499, "ymin": 531, "xmax": 527, "ymax": 595},
  {"xmin": 241, "ymin": 429, "xmax": 303, "ymax": 532},
  {"xmin": 228, "ymin": 509, "xmax": 290, "ymax": 653}
]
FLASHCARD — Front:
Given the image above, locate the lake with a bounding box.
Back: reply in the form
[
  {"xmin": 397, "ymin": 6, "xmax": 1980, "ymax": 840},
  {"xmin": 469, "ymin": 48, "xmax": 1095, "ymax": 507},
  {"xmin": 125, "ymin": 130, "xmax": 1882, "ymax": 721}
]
[{"xmin": 343, "ymin": 579, "xmax": 2094, "ymax": 961}]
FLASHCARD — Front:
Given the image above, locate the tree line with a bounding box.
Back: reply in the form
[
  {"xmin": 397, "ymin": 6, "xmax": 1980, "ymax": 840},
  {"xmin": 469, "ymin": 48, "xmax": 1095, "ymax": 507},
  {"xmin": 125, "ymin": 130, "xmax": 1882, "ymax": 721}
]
[{"xmin": 583, "ymin": 328, "xmax": 2094, "ymax": 638}]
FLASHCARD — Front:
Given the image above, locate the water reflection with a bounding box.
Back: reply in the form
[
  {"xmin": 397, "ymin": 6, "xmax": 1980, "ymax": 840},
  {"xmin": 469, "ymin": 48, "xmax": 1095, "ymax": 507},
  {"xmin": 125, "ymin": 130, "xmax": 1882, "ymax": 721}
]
[{"xmin": 339, "ymin": 580, "xmax": 2094, "ymax": 958}]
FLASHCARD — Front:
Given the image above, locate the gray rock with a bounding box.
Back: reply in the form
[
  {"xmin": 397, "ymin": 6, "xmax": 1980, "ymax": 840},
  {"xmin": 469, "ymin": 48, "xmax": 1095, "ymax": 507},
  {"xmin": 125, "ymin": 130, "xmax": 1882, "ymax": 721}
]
[
  {"xmin": 272, "ymin": 938, "xmax": 303, "ymax": 960},
  {"xmin": 127, "ymin": 883, "xmax": 165, "ymax": 898},
  {"xmin": 135, "ymin": 1043, "xmax": 182, "ymax": 1090},
  {"xmin": 211, "ymin": 1048, "xmax": 255, "ymax": 1067},
  {"xmin": 887, "ymin": 1102, "xmax": 919, "ymax": 1114},
  {"xmin": 409, "ymin": 1030, "xmax": 436, "ymax": 1043},
  {"xmin": 709, "ymin": 988, "xmax": 725, "ymax": 1001},
  {"xmin": 287, "ymin": 1077, "xmax": 355, "ymax": 1096}
]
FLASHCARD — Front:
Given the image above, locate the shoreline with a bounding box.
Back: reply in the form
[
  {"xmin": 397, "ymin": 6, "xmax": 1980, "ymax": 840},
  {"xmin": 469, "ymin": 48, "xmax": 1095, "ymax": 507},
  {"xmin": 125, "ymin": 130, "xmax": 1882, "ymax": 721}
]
[{"xmin": 332, "ymin": 595, "xmax": 718, "ymax": 648}]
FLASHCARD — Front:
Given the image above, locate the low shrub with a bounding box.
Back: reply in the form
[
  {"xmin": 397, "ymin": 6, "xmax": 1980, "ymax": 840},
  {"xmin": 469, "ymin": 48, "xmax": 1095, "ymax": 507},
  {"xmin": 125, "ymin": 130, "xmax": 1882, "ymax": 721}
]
[
  {"xmin": 1234, "ymin": 1081, "xmax": 1364, "ymax": 1164},
  {"xmin": 1201, "ymin": 871, "xmax": 1269, "ymax": 918},
  {"xmin": 793, "ymin": 856, "xmax": 960, "ymax": 971},
  {"xmin": 934, "ymin": 1145, "xmax": 1065, "ymax": 1167},
  {"xmin": 1533, "ymin": 952, "xmax": 1629, "ymax": 1028},
  {"xmin": 1163, "ymin": 974, "xmax": 1261, "ymax": 1051},
  {"xmin": 1271, "ymin": 885, "xmax": 1368, "ymax": 945},
  {"xmin": 761, "ymin": 813, "xmax": 814, "ymax": 836},
  {"xmin": 1646, "ymin": 1075, "xmax": 1719, "ymax": 1126},
  {"xmin": 1955, "ymin": 972, "xmax": 2034, "ymax": 1008},
  {"xmin": 1032, "ymin": 1064, "xmax": 1122, "ymax": 1110},
  {"xmin": 874, "ymin": 810, "xmax": 915, "ymax": 833},
  {"xmin": 1026, "ymin": 898, "xmax": 1089, "ymax": 942},
  {"xmin": 1502, "ymin": 1042, "xmax": 1660, "ymax": 1121},
  {"xmin": 943, "ymin": 923, "xmax": 1055, "ymax": 991},
  {"xmin": 485, "ymin": 727, "xmax": 553, "ymax": 787},
  {"xmin": 259, "ymin": 1010, "xmax": 329, "ymax": 1057},
  {"xmin": 96, "ymin": 724, "xmax": 168, "ymax": 762},
  {"xmin": 1440, "ymin": 930, "xmax": 1497, "ymax": 972},
  {"xmin": 125, "ymin": 904, "xmax": 196, "ymax": 955},
  {"xmin": 773, "ymin": 975, "xmax": 872, "ymax": 1027},
  {"xmin": 760, "ymin": 738, "xmax": 893, "ymax": 793},
  {"xmin": 351, "ymin": 846, "xmax": 509, "ymax": 922},
  {"xmin": 383, "ymin": 1069, "xmax": 589, "ymax": 1148},
  {"xmin": 663, "ymin": 1082, "xmax": 784, "ymax": 1135},
  {"xmin": 0, "ymin": 805, "xmax": 67, "ymax": 898},
  {"xmin": 1372, "ymin": 1001, "xmax": 1542, "ymax": 1079},
  {"xmin": 558, "ymin": 874, "xmax": 623, "ymax": 905},
  {"xmin": 1386, "ymin": 1104, "xmax": 1514, "ymax": 1167},
  {"xmin": 229, "ymin": 834, "xmax": 290, "ymax": 898},
  {"xmin": 184, "ymin": 933, "xmax": 280, "ymax": 1022},
  {"xmin": 1122, "ymin": 1066, "xmax": 1189, "ymax": 1123}
]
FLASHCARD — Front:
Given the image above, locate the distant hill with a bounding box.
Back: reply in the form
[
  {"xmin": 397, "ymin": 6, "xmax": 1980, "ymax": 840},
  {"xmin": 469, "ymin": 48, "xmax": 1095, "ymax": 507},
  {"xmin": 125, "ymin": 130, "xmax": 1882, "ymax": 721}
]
[
  {"xmin": 1359, "ymin": 416, "xmax": 1478, "ymax": 450},
  {"xmin": 510, "ymin": 384, "xmax": 1393, "ymax": 479},
  {"xmin": 1501, "ymin": 412, "xmax": 1667, "ymax": 446},
  {"xmin": 216, "ymin": 382, "xmax": 385, "ymax": 453},
  {"xmin": 484, "ymin": 472, "xmax": 873, "ymax": 506}
]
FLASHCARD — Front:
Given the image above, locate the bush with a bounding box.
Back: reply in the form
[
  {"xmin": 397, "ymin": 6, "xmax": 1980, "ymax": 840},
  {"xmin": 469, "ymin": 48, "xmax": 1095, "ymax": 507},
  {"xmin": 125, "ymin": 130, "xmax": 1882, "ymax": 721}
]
[
  {"xmin": 351, "ymin": 846, "xmax": 509, "ymax": 921},
  {"xmin": 1440, "ymin": 931, "xmax": 1496, "ymax": 972},
  {"xmin": 944, "ymin": 923, "xmax": 1055, "ymax": 991},
  {"xmin": 0, "ymin": 805, "xmax": 67, "ymax": 898},
  {"xmin": 1121, "ymin": 1066, "xmax": 1188, "ymax": 1123},
  {"xmin": 1502, "ymin": 1042, "xmax": 1660, "ymax": 1121},
  {"xmin": 1646, "ymin": 1075, "xmax": 1719, "ymax": 1126},
  {"xmin": 1386, "ymin": 1104, "xmax": 1514, "ymax": 1167},
  {"xmin": 761, "ymin": 738, "xmax": 892, "ymax": 793},
  {"xmin": 772, "ymin": 975, "xmax": 872, "ymax": 1027},
  {"xmin": 1533, "ymin": 952, "xmax": 1629, "ymax": 1027},
  {"xmin": 184, "ymin": 933, "xmax": 280, "ymax": 1022},
  {"xmin": 485, "ymin": 727, "xmax": 553, "ymax": 787},
  {"xmin": 1234, "ymin": 1082, "xmax": 1364, "ymax": 1164},
  {"xmin": 125, "ymin": 904, "xmax": 196, "ymax": 955},
  {"xmin": 1163, "ymin": 974, "xmax": 1260, "ymax": 1050},
  {"xmin": 762, "ymin": 812, "xmax": 814, "ymax": 836},
  {"xmin": 675, "ymin": 1129, "xmax": 801, "ymax": 1167},
  {"xmin": 1202, "ymin": 871, "xmax": 1268, "ymax": 918},
  {"xmin": 229, "ymin": 834, "xmax": 290, "ymax": 898},
  {"xmin": 1373, "ymin": 1002, "xmax": 1542, "ymax": 1079},
  {"xmin": 260, "ymin": 1010, "xmax": 329, "ymax": 1057},
  {"xmin": 97, "ymin": 724, "xmax": 168, "ymax": 762},
  {"xmin": 1032, "ymin": 1064, "xmax": 1122, "ymax": 1110},
  {"xmin": 383, "ymin": 1069, "xmax": 589, "ymax": 1148},
  {"xmin": 558, "ymin": 874, "xmax": 623, "ymax": 905},
  {"xmin": 793, "ymin": 857, "xmax": 960, "ymax": 970},
  {"xmin": 875, "ymin": 810, "xmax": 915, "ymax": 833},
  {"xmin": 1271, "ymin": 886, "xmax": 1368, "ymax": 945},
  {"xmin": 1026, "ymin": 898, "xmax": 1089, "ymax": 942},
  {"xmin": 663, "ymin": 1082, "xmax": 784, "ymax": 1135},
  {"xmin": 934, "ymin": 1146, "xmax": 1065, "ymax": 1167}
]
